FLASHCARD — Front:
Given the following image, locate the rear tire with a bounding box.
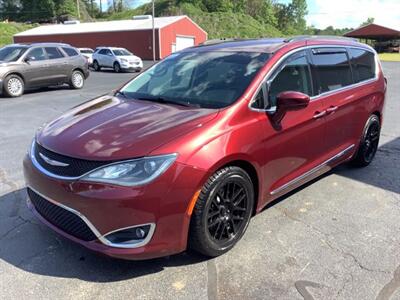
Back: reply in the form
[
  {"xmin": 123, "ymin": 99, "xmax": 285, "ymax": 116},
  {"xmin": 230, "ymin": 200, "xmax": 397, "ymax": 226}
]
[
  {"xmin": 352, "ymin": 114, "xmax": 380, "ymax": 167},
  {"xmin": 69, "ymin": 70, "xmax": 85, "ymax": 89},
  {"xmin": 93, "ymin": 60, "xmax": 101, "ymax": 71},
  {"xmin": 113, "ymin": 62, "xmax": 121, "ymax": 73},
  {"xmin": 189, "ymin": 166, "xmax": 254, "ymax": 257},
  {"xmin": 3, "ymin": 74, "xmax": 24, "ymax": 97}
]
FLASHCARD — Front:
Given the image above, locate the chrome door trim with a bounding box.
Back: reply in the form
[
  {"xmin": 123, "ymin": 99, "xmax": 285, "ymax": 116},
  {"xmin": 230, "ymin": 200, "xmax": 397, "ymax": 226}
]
[
  {"xmin": 249, "ymin": 44, "xmax": 379, "ymax": 112},
  {"xmin": 27, "ymin": 186, "xmax": 156, "ymax": 249},
  {"xmin": 270, "ymin": 144, "xmax": 355, "ymax": 195}
]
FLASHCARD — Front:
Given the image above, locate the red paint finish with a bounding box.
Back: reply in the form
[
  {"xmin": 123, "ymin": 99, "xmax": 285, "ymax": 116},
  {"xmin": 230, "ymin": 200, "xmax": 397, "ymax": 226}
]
[
  {"xmin": 14, "ymin": 30, "xmax": 161, "ymax": 60},
  {"xmin": 159, "ymin": 16, "xmax": 207, "ymax": 59},
  {"xmin": 23, "ymin": 38, "xmax": 386, "ymax": 260},
  {"xmin": 14, "ymin": 17, "xmax": 207, "ymax": 60}
]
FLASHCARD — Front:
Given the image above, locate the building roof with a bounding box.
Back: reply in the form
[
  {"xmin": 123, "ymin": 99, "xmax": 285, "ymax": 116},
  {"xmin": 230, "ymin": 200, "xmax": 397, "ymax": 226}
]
[
  {"xmin": 192, "ymin": 38, "xmax": 286, "ymax": 53},
  {"xmin": 14, "ymin": 16, "xmax": 187, "ymax": 37},
  {"xmin": 344, "ymin": 23, "xmax": 400, "ymax": 40}
]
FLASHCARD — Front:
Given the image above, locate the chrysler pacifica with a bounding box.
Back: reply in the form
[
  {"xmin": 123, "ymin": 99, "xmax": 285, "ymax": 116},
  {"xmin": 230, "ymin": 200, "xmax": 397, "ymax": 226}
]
[{"xmin": 23, "ymin": 37, "xmax": 385, "ymax": 259}]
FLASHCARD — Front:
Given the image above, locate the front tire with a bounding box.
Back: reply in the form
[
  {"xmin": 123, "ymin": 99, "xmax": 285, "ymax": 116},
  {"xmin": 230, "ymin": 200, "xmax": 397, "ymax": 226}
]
[
  {"xmin": 352, "ymin": 114, "xmax": 380, "ymax": 167},
  {"xmin": 189, "ymin": 166, "xmax": 254, "ymax": 257},
  {"xmin": 69, "ymin": 70, "xmax": 85, "ymax": 89},
  {"xmin": 3, "ymin": 74, "xmax": 24, "ymax": 97},
  {"xmin": 113, "ymin": 62, "xmax": 121, "ymax": 73}
]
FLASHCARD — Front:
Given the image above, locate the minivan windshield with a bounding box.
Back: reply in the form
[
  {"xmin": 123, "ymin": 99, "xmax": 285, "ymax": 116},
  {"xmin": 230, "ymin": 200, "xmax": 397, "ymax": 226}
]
[
  {"xmin": 120, "ymin": 51, "xmax": 269, "ymax": 108},
  {"xmin": 0, "ymin": 46, "xmax": 28, "ymax": 62},
  {"xmin": 113, "ymin": 49, "xmax": 132, "ymax": 56}
]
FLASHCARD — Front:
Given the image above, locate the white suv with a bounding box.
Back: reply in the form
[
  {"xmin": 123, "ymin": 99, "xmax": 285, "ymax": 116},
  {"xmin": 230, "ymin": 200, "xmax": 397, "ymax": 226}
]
[{"xmin": 92, "ymin": 47, "xmax": 143, "ymax": 73}]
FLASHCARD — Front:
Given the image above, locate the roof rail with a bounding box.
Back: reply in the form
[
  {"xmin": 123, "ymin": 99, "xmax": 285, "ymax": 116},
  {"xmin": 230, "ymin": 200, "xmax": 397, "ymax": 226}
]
[
  {"xmin": 199, "ymin": 38, "xmax": 256, "ymax": 46},
  {"xmin": 284, "ymin": 35, "xmax": 357, "ymax": 43}
]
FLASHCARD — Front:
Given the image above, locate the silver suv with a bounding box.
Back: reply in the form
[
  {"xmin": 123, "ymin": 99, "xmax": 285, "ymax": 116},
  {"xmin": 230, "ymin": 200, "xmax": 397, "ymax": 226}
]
[
  {"xmin": 92, "ymin": 47, "xmax": 143, "ymax": 73},
  {"xmin": 0, "ymin": 43, "xmax": 90, "ymax": 97}
]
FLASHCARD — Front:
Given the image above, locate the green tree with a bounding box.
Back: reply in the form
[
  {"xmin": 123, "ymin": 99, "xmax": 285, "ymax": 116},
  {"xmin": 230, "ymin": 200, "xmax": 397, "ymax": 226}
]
[
  {"xmin": 20, "ymin": 0, "xmax": 55, "ymax": 22},
  {"xmin": 0, "ymin": 0, "xmax": 21, "ymax": 21},
  {"xmin": 360, "ymin": 17, "xmax": 374, "ymax": 27}
]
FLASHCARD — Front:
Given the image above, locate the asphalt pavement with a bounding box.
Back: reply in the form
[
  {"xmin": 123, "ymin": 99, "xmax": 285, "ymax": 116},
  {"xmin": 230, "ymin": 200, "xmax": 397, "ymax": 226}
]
[{"xmin": 0, "ymin": 62, "xmax": 399, "ymax": 300}]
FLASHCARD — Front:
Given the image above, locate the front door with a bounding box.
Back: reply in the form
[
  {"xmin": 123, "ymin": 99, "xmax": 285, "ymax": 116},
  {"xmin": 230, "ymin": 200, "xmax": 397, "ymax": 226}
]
[
  {"xmin": 22, "ymin": 47, "xmax": 50, "ymax": 87},
  {"xmin": 256, "ymin": 50, "xmax": 327, "ymax": 198}
]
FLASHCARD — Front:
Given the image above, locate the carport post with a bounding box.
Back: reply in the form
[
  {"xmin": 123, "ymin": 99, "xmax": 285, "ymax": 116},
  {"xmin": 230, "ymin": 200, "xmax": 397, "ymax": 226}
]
[{"xmin": 152, "ymin": 0, "xmax": 155, "ymax": 61}]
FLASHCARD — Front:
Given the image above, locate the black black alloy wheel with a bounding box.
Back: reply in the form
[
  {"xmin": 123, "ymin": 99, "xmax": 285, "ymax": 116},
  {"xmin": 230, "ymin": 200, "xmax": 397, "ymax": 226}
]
[
  {"xmin": 207, "ymin": 180, "xmax": 248, "ymax": 244},
  {"xmin": 352, "ymin": 114, "xmax": 380, "ymax": 167},
  {"xmin": 189, "ymin": 166, "xmax": 254, "ymax": 257}
]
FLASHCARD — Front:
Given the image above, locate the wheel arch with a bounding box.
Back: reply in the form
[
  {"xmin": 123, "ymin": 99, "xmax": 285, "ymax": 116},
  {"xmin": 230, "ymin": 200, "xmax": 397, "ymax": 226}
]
[
  {"xmin": 202, "ymin": 155, "xmax": 262, "ymax": 216},
  {"xmin": 4, "ymin": 72, "xmax": 26, "ymax": 83}
]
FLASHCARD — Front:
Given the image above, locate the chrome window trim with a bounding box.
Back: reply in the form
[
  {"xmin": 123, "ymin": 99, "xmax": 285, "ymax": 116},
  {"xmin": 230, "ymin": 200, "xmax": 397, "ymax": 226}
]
[
  {"xmin": 249, "ymin": 44, "xmax": 379, "ymax": 112},
  {"xmin": 27, "ymin": 186, "xmax": 156, "ymax": 249},
  {"xmin": 270, "ymin": 144, "xmax": 355, "ymax": 195}
]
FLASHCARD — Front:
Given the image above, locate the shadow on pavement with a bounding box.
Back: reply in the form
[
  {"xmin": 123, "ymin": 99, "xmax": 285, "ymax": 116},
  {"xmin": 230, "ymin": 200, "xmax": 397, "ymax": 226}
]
[
  {"xmin": 0, "ymin": 188, "xmax": 207, "ymax": 282},
  {"xmin": 0, "ymin": 138, "xmax": 398, "ymax": 282}
]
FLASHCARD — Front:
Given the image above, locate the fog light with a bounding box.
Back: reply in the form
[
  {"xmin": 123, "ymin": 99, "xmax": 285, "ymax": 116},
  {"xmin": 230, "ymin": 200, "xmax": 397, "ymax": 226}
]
[
  {"xmin": 105, "ymin": 224, "xmax": 151, "ymax": 244},
  {"xmin": 136, "ymin": 227, "xmax": 146, "ymax": 238}
]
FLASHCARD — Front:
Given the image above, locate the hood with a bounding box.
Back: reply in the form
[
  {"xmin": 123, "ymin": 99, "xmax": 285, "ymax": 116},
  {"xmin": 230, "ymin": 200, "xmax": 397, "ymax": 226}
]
[
  {"xmin": 37, "ymin": 95, "xmax": 218, "ymax": 160},
  {"xmin": 118, "ymin": 55, "xmax": 140, "ymax": 62}
]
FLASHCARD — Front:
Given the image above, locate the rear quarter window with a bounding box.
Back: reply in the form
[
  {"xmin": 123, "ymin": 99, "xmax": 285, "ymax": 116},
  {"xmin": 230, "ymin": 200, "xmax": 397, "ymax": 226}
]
[
  {"xmin": 311, "ymin": 48, "xmax": 352, "ymax": 94},
  {"xmin": 62, "ymin": 47, "xmax": 79, "ymax": 56},
  {"xmin": 348, "ymin": 48, "xmax": 376, "ymax": 82}
]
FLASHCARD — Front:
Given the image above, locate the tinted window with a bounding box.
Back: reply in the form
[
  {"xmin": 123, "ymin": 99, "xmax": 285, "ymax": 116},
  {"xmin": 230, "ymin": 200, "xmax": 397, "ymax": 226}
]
[
  {"xmin": 268, "ymin": 51, "xmax": 312, "ymax": 107},
  {"xmin": 26, "ymin": 48, "xmax": 46, "ymax": 61},
  {"xmin": 121, "ymin": 51, "xmax": 269, "ymax": 109},
  {"xmin": 349, "ymin": 48, "xmax": 375, "ymax": 82},
  {"xmin": 311, "ymin": 48, "xmax": 352, "ymax": 94},
  {"xmin": 98, "ymin": 49, "xmax": 108, "ymax": 55},
  {"xmin": 0, "ymin": 46, "xmax": 28, "ymax": 62},
  {"xmin": 80, "ymin": 49, "xmax": 93, "ymax": 54},
  {"xmin": 45, "ymin": 47, "xmax": 64, "ymax": 59},
  {"xmin": 112, "ymin": 49, "xmax": 132, "ymax": 56},
  {"xmin": 63, "ymin": 47, "xmax": 79, "ymax": 56}
]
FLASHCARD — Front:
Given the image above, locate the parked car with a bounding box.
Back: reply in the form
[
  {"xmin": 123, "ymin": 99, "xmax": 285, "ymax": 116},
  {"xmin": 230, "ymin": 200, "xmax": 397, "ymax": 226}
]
[
  {"xmin": 92, "ymin": 47, "xmax": 143, "ymax": 72},
  {"xmin": 0, "ymin": 43, "xmax": 89, "ymax": 97},
  {"xmin": 78, "ymin": 48, "xmax": 94, "ymax": 66},
  {"xmin": 24, "ymin": 37, "xmax": 385, "ymax": 260}
]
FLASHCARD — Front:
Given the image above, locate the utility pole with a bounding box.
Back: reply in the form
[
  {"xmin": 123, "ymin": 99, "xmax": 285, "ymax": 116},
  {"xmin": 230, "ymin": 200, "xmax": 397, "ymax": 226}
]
[
  {"xmin": 76, "ymin": 0, "xmax": 80, "ymax": 19},
  {"xmin": 152, "ymin": 0, "xmax": 156, "ymax": 61}
]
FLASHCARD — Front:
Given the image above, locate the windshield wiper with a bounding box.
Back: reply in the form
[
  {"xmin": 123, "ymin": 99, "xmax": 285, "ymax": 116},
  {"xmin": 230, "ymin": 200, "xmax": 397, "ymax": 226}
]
[
  {"xmin": 115, "ymin": 90, "xmax": 129, "ymax": 98},
  {"xmin": 136, "ymin": 96, "xmax": 193, "ymax": 107}
]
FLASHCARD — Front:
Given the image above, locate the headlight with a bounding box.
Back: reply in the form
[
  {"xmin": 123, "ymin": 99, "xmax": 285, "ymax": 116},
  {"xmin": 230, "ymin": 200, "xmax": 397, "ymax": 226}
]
[
  {"xmin": 81, "ymin": 154, "xmax": 177, "ymax": 186},
  {"xmin": 120, "ymin": 58, "xmax": 128, "ymax": 63}
]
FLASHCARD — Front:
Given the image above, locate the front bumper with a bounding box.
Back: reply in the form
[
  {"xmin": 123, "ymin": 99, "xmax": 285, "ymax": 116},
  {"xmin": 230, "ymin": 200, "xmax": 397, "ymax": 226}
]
[
  {"xmin": 23, "ymin": 154, "xmax": 207, "ymax": 260},
  {"xmin": 120, "ymin": 61, "xmax": 143, "ymax": 72}
]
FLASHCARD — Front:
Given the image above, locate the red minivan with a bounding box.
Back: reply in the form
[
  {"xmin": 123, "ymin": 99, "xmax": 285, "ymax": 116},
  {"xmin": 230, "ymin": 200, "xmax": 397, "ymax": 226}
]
[{"xmin": 23, "ymin": 37, "xmax": 386, "ymax": 260}]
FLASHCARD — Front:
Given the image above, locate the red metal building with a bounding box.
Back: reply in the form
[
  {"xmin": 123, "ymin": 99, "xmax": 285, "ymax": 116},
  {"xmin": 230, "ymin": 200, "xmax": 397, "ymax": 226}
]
[{"xmin": 13, "ymin": 16, "xmax": 208, "ymax": 60}]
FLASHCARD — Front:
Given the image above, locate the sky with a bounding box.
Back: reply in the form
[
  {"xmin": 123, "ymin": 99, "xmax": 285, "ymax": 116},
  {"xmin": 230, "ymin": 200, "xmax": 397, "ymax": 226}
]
[
  {"xmin": 279, "ymin": 0, "xmax": 400, "ymax": 29},
  {"xmin": 97, "ymin": 0, "xmax": 400, "ymax": 30}
]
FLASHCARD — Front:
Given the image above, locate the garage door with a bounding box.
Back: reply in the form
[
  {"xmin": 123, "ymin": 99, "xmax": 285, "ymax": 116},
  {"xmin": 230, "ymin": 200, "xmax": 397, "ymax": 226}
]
[{"xmin": 176, "ymin": 36, "xmax": 195, "ymax": 51}]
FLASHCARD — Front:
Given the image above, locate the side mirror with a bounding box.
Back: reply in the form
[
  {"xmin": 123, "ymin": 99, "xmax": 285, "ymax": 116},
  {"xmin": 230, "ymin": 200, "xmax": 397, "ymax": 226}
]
[
  {"xmin": 276, "ymin": 91, "xmax": 310, "ymax": 112},
  {"xmin": 269, "ymin": 91, "xmax": 310, "ymax": 129},
  {"xmin": 24, "ymin": 57, "xmax": 35, "ymax": 64}
]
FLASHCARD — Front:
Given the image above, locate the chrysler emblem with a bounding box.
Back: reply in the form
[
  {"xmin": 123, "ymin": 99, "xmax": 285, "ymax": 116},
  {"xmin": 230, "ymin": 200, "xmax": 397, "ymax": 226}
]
[{"xmin": 39, "ymin": 153, "xmax": 69, "ymax": 167}]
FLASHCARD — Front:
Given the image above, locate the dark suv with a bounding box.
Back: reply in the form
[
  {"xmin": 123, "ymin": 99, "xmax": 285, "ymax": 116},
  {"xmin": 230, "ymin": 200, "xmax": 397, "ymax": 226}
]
[{"xmin": 0, "ymin": 43, "xmax": 90, "ymax": 97}]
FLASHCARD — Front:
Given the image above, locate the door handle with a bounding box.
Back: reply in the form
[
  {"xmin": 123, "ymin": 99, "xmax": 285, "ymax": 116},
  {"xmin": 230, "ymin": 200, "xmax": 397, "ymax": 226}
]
[
  {"xmin": 326, "ymin": 106, "xmax": 338, "ymax": 113},
  {"xmin": 313, "ymin": 110, "xmax": 327, "ymax": 119}
]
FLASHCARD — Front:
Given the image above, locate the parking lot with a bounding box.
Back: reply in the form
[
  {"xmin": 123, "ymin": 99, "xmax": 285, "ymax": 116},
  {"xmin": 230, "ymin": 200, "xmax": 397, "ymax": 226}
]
[{"xmin": 0, "ymin": 62, "xmax": 399, "ymax": 299}]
